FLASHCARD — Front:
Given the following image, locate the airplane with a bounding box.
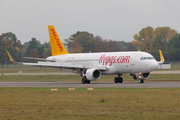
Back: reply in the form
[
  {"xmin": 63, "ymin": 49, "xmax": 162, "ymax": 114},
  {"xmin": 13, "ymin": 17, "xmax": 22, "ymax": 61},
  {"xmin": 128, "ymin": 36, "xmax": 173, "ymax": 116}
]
[{"xmin": 6, "ymin": 25, "xmax": 164, "ymax": 84}]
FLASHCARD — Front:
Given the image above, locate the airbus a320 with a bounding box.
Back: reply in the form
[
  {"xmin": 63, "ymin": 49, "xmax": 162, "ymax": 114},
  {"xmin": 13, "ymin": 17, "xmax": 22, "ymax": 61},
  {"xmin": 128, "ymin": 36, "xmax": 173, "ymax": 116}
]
[{"xmin": 6, "ymin": 25, "xmax": 164, "ymax": 84}]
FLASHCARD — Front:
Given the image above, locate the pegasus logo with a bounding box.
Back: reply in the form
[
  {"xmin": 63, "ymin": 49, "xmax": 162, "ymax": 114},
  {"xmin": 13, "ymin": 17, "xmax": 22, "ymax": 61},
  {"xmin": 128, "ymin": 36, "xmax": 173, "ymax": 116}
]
[
  {"xmin": 51, "ymin": 29, "xmax": 63, "ymax": 52},
  {"xmin": 99, "ymin": 54, "xmax": 130, "ymax": 66}
]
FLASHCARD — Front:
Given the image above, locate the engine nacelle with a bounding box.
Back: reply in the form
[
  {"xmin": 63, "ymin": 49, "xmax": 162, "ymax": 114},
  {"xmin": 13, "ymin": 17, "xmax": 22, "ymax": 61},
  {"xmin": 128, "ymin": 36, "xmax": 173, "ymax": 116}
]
[
  {"xmin": 83, "ymin": 69, "xmax": 101, "ymax": 81},
  {"xmin": 133, "ymin": 72, "xmax": 150, "ymax": 80},
  {"xmin": 141, "ymin": 72, "xmax": 150, "ymax": 79}
]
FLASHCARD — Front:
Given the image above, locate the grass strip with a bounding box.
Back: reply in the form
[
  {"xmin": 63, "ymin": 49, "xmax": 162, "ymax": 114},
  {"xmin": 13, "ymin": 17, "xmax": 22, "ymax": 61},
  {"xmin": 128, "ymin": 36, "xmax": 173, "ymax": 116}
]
[{"xmin": 0, "ymin": 87, "xmax": 180, "ymax": 120}]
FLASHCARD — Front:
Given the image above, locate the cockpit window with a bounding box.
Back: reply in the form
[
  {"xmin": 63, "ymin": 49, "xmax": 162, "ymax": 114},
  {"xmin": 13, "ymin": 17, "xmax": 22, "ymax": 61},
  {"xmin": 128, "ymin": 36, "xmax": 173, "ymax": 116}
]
[
  {"xmin": 140, "ymin": 57, "xmax": 143, "ymax": 60},
  {"xmin": 143, "ymin": 57, "xmax": 146, "ymax": 60},
  {"xmin": 147, "ymin": 57, "xmax": 151, "ymax": 60}
]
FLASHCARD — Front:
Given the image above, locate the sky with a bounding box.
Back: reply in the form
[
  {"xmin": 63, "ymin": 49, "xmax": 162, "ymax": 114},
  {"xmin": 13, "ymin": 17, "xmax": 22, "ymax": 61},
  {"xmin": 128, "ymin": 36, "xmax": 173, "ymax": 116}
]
[{"xmin": 1, "ymin": 0, "xmax": 180, "ymax": 44}]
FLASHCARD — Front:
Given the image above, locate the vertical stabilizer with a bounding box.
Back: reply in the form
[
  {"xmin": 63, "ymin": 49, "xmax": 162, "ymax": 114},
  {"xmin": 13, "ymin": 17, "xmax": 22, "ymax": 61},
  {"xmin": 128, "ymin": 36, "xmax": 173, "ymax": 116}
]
[{"xmin": 48, "ymin": 25, "xmax": 69, "ymax": 56}]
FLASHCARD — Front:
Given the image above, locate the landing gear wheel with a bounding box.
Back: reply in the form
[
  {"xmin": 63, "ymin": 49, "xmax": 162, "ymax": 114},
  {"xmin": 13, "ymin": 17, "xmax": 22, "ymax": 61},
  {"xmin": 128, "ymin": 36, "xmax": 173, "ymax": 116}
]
[
  {"xmin": 82, "ymin": 78, "xmax": 91, "ymax": 84},
  {"xmin": 141, "ymin": 79, "xmax": 144, "ymax": 83},
  {"xmin": 138, "ymin": 79, "xmax": 144, "ymax": 83},
  {"xmin": 118, "ymin": 77, "xmax": 123, "ymax": 83},
  {"xmin": 87, "ymin": 80, "xmax": 91, "ymax": 84},
  {"xmin": 82, "ymin": 78, "xmax": 86, "ymax": 84},
  {"xmin": 114, "ymin": 77, "xmax": 118, "ymax": 83}
]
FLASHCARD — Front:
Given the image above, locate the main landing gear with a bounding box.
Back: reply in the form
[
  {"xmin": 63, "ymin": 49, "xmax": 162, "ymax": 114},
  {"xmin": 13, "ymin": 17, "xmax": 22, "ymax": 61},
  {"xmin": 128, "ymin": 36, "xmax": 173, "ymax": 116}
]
[
  {"xmin": 114, "ymin": 74, "xmax": 123, "ymax": 83},
  {"xmin": 81, "ymin": 77, "xmax": 91, "ymax": 84}
]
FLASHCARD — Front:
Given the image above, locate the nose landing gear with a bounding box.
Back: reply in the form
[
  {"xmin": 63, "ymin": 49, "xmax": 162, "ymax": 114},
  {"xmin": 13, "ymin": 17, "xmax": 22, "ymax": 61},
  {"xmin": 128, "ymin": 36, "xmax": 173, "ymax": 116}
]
[
  {"xmin": 138, "ymin": 73, "xmax": 145, "ymax": 83},
  {"xmin": 138, "ymin": 79, "xmax": 144, "ymax": 83}
]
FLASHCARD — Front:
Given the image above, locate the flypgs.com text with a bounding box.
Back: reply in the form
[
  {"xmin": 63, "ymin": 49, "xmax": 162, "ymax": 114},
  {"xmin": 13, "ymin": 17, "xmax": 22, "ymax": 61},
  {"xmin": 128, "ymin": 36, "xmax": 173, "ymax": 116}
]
[{"xmin": 99, "ymin": 55, "xmax": 130, "ymax": 66}]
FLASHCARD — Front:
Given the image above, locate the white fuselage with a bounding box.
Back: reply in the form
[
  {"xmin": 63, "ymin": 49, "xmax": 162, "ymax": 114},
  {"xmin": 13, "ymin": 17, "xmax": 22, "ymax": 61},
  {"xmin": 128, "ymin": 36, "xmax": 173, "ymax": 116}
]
[{"xmin": 47, "ymin": 51, "xmax": 158, "ymax": 75}]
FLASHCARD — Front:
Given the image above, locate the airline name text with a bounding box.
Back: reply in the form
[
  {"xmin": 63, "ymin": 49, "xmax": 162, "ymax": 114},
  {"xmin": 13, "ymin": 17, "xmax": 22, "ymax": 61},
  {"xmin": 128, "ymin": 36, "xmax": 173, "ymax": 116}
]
[
  {"xmin": 99, "ymin": 54, "xmax": 130, "ymax": 66},
  {"xmin": 51, "ymin": 29, "xmax": 63, "ymax": 52}
]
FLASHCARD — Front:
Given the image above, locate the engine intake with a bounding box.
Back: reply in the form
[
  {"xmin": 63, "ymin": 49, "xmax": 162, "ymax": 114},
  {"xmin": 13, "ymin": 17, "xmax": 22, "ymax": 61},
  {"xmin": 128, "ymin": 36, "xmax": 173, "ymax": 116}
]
[
  {"xmin": 83, "ymin": 69, "xmax": 101, "ymax": 80},
  {"xmin": 142, "ymin": 72, "xmax": 150, "ymax": 79}
]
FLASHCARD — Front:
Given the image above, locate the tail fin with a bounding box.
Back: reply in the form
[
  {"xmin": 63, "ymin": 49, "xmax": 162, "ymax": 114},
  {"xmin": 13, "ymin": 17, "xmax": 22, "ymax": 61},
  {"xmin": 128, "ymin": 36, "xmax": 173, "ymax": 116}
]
[{"xmin": 48, "ymin": 25, "xmax": 69, "ymax": 56}]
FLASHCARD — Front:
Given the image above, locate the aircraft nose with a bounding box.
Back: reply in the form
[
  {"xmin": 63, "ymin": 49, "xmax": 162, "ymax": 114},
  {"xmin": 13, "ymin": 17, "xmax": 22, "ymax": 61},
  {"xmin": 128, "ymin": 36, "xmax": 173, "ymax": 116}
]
[{"xmin": 150, "ymin": 61, "xmax": 158, "ymax": 71}]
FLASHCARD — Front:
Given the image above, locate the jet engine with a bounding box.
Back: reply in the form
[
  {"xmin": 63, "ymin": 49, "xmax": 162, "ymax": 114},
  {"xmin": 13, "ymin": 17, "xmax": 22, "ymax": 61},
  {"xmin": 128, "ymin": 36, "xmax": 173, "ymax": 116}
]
[
  {"xmin": 133, "ymin": 72, "xmax": 150, "ymax": 80},
  {"xmin": 83, "ymin": 69, "xmax": 101, "ymax": 80}
]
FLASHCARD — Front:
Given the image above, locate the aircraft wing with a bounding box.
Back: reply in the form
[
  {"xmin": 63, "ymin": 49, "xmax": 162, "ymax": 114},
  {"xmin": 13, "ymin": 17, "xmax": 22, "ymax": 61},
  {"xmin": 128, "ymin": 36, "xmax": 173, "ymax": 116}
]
[
  {"xmin": 6, "ymin": 50, "xmax": 107, "ymax": 71},
  {"xmin": 23, "ymin": 62, "xmax": 107, "ymax": 70}
]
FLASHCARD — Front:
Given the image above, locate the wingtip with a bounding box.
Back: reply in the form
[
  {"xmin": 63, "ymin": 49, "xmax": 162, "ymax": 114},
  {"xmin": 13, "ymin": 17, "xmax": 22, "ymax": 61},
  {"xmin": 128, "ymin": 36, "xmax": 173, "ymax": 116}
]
[
  {"xmin": 159, "ymin": 50, "xmax": 164, "ymax": 62},
  {"xmin": 6, "ymin": 50, "xmax": 16, "ymax": 64}
]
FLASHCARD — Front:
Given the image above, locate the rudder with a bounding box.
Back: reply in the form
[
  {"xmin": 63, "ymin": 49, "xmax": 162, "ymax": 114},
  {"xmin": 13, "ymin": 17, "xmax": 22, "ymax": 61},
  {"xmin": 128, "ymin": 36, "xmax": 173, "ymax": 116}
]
[{"xmin": 48, "ymin": 25, "xmax": 69, "ymax": 56}]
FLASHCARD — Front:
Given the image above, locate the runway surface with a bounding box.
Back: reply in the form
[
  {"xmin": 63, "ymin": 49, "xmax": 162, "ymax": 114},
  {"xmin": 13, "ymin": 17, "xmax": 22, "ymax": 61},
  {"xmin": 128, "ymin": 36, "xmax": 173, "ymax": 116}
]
[{"xmin": 0, "ymin": 82, "xmax": 180, "ymax": 88}]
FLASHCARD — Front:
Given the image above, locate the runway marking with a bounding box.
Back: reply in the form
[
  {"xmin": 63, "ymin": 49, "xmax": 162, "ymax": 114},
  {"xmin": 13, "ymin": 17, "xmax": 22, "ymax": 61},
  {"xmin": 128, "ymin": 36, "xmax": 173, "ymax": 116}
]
[
  {"xmin": 51, "ymin": 89, "xmax": 58, "ymax": 91},
  {"xmin": 69, "ymin": 88, "xmax": 75, "ymax": 90},
  {"xmin": 87, "ymin": 88, "xmax": 94, "ymax": 90}
]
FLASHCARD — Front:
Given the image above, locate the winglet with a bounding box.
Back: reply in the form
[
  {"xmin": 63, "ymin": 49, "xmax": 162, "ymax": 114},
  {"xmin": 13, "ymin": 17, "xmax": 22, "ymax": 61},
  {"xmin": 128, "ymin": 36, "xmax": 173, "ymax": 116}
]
[
  {"xmin": 159, "ymin": 50, "xmax": 164, "ymax": 62},
  {"xmin": 48, "ymin": 25, "xmax": 69, "ymax": 56},
  {"xmin": 6, "ymin": 50, "xmax": 17, "ymax": 64}
]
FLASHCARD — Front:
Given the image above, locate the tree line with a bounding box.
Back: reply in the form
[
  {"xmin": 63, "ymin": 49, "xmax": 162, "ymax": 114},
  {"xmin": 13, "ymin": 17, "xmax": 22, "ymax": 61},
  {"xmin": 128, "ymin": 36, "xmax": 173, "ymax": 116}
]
[
  {"xmin": 132, "ymin": 26, "xmax": 179, "ymax": 61},
  {"xmin": 0, "ymin": 33, "xmax": 51, "ymax": 67},
  {"xmin": 65, "ymin": 31, "xmax": 136, "ymax": 53},
  {"xmin": 0, "ymin": 26, "xmax": 180, "ymax": 67}
]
